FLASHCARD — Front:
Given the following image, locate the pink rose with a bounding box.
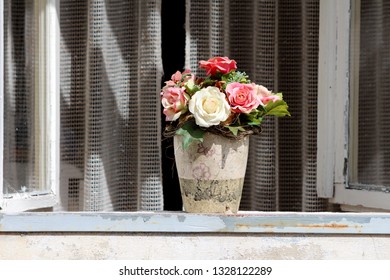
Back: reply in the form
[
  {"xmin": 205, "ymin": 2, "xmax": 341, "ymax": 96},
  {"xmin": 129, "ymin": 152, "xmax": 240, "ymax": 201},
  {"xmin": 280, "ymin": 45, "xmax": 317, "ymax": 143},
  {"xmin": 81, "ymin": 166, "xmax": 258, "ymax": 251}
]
[
  {"xmin": 183, "ymin": 72, "xmax": 196, "ymax": 84},
  {"xmin": 199, "ymin": 57, "xmax": 237, "ymax": 76},
  {"xmin": 170, "ymin": 69, "xmax": 193, "ymax": 84},
  {"xmin": 226, "ymin": 82, "xmax": 261, "ymax": 113},
  {"xmin": 170, "ymin": 71, "xmax": 182, "ymax": 83},
  {"xmin": 262, "ymin": 95, "xmax": 281, "ymax": 104},
  {"xmin": 164, "ymin": 80, "xmax": 176, "ymax": 87},
  {"xmin": 182, "ymin": 69, "xmax": 191, "ymax": 75},
  {"xmin": 161, "ymin": 86, "xmax": 188, "ymax": 121},
  {"xmin": 254, "ymin": 84, "xmax": 280, "ymax": 105},
  {"xmin": 169, "ymin": 69, "xmax": 195, "ymax": 86}
]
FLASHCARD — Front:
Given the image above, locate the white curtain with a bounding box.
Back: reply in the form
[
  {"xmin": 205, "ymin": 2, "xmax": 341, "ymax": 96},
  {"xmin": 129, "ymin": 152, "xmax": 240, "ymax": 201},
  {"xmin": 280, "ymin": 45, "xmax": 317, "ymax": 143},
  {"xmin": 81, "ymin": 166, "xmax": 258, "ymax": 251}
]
[
  {"xmin": 4, "ymin": 0, "xmax": 335, "ymax": 212},
  {"xmin": 185, "ymin": 0, "xmax": 332, "ymax": 211},
  {"xmin": 3, "ymin": 1, "xmax": 37, "ymax": 196},
  {"xmin": 4, "ymin": 0, "xmax": 163, "ymax": 212},
  {"xmin": 59, "ymin": 0, "xmax": 164, "ymax": 211}
]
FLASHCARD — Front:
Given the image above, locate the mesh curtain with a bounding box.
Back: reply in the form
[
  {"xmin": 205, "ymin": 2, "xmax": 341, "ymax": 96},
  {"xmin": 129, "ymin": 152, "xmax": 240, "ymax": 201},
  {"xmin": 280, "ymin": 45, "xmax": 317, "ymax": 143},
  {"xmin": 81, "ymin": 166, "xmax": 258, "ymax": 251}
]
[
  {"xmin": 4, "ymin": 0, "xmax": 163, "ymax": 212},
  {"xmin": 185, "ymin": 0, "xmax": 331, "ymax": 211},
  {"xmin": 4, "ymin": 0, "xmax": 336, "ymax": 212},
  {"xmin": 357, "ymin": 0, "xmax": 390, "ymax": 187},
  {"xmin": 3, "ymin": 1, "xmax": 37, "ymax": 194},
  {"xmin": 59, "ymin": 0, "xmax": 163, "ymax": 211}
]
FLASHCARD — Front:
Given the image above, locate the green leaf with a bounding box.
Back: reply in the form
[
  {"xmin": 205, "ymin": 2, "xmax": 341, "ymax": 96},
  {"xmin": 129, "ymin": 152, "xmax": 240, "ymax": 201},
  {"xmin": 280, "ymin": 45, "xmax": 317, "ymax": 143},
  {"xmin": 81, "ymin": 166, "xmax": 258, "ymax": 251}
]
[
  {"xmin": 176, "ymin": 121, "xmax": 205, "ymax": 149},
  {"xmin": 275, "ymin": 92, "xmax": 283, "ymax": 99},
  {"xmin": 221, "ymin": 71, "xmax": 250, "ymax": 85},
  {"xmin": 201, "ymin": 77, "xmax": 217, "ymax": 87},
  {"xmin": 264, "ymin": 100, "xmax": 291, "ymax": 117},
  {"xmin": 226, "ymin": 126, "xmax": 245, "ymax": 136},
  {"xmin": 242, "ymin": 110, "xmax": 263, "ymax": 126},
  {"xmin": 247, "ymin": 120, "xmax": 262, "ymax": 126},
  {"xmin": 185, "ymin": 81, "xmax": 200, "ymax": 96}
]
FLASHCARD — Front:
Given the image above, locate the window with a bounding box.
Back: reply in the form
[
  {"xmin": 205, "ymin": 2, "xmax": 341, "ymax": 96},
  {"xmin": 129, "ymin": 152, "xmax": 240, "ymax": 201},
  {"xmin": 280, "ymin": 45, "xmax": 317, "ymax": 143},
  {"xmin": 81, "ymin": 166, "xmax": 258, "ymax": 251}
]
[
  {"xmin": 0, "ymin": 0, "xmax": 389, "ymax": 241},
  {"xmin": 0, "ymin": 0, "xmax": 389, "ymax": 214},
  {"xmin": 317, "ymin": 0, "xmax": 390, "ymax": 211},
  {"xmin": 0, "ymin": 0, "xmax": 59, "ymax": 211},
  {"xmin": 2, "ymin": 0, "xmax": 165, "ymax": 212}
]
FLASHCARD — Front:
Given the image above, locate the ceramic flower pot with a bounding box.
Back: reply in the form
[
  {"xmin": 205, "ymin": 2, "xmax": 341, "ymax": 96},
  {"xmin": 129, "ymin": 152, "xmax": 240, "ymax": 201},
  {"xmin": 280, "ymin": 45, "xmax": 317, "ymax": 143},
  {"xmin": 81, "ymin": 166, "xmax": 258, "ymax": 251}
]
[{"xmin": 174, "ymin": 132, "xmax": 249, "ymax": 213}]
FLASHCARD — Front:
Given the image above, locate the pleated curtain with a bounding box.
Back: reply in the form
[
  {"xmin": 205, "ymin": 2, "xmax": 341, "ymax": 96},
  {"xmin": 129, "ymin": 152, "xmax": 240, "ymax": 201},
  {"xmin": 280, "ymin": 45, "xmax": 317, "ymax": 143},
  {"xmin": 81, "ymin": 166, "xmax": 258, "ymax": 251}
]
[
  {"xmin": 185, "ymin": 0, "xmax": 331, "ymax": 211},
  {"xmin": 4, "ymin": 0, "xmax": 335, "ymax": 212},
  {"xmin": 3, "ymin": 1, "xmax": 37, "ymax": 194},
  {"xmin": 59, "ymin": 0, "xmax": 164, "ymax": 211}
]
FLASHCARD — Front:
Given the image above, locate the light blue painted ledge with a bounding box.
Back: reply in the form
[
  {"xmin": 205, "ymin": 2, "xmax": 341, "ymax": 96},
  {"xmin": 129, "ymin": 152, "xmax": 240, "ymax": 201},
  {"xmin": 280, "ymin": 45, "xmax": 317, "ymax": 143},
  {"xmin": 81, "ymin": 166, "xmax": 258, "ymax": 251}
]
[{"xmin": 1, "ymin": 212, "xmax": 390, "ymax": 234}]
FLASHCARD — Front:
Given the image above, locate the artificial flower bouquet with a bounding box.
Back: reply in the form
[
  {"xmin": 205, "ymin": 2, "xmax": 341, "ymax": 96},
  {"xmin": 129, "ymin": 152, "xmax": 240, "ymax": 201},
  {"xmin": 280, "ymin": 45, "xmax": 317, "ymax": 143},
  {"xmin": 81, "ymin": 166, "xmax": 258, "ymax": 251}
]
[{"xmin": 161, "ymin": 57, "xmax": 290, "ymax": 148}]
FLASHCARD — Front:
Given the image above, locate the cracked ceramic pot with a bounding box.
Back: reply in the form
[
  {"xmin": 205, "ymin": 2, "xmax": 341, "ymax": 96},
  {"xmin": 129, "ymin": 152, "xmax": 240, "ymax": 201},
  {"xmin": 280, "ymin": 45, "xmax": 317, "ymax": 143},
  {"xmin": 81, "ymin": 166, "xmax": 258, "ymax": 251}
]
[{"xmin": 174, "ymin": 132, "xmax": 249, "ymax": 214}]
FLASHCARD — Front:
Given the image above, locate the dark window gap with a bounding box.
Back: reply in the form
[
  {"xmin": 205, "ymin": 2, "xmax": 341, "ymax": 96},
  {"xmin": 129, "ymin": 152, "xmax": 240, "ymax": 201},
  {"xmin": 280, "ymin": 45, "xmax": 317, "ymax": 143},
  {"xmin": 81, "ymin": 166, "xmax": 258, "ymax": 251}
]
[{"xmin": 161, "ymin": 0, "xmax": 185, "ymax": 210}]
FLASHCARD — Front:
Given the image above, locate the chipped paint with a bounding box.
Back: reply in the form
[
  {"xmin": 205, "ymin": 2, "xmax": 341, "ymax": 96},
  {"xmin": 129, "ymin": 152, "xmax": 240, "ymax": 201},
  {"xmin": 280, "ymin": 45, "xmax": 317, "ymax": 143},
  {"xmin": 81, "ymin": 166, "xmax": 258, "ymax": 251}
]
[
  {"xmin": 235, "ymin": 222, "xmax": 354, "ymax": 229},
  {"xmin": 1, "ymin": 212, "xmax": 390, "ymax": 260},
  {"xmin": 1, "ymin": 212, "xmax": 390, "ymax": 234},
  {"xmin": 298, "ymin": 223, "xmax": 349, "ymax": 228}
]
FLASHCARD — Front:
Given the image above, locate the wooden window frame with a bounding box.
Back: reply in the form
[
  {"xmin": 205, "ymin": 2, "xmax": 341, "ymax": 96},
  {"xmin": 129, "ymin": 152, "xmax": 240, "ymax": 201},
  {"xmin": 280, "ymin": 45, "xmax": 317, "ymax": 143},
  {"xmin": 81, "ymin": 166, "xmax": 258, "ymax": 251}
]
[
  {"xmin": 0, "ymin": 0, "xmax": 389, "ymax": 236},
  {"xmin": 317, "ymin": 0, "xmax": 390, "ymax": 211}
]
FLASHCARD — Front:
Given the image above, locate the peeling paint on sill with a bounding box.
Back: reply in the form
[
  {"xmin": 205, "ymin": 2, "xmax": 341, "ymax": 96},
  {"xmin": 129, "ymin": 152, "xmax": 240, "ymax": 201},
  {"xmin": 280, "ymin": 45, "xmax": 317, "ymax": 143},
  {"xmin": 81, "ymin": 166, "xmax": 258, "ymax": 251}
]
[{"xmin": 1, "ymin": 211, "xmax": 390, "ymax": 234}]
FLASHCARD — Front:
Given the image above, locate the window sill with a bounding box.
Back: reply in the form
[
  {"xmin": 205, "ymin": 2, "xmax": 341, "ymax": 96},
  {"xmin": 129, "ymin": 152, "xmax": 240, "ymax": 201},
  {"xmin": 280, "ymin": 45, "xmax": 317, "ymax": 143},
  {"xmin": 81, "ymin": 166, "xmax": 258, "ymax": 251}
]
[{"xmin": 1, "ymin": 211, "xmax": 390, "ymax": 234}]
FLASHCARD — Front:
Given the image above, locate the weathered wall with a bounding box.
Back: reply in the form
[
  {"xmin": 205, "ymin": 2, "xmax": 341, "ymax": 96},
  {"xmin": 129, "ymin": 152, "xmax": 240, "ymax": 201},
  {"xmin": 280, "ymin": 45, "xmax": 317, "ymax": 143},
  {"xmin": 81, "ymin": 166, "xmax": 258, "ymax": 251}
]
[{"xmin": 1, "ymin": 233, "xmax": 390, "ymax": 259}]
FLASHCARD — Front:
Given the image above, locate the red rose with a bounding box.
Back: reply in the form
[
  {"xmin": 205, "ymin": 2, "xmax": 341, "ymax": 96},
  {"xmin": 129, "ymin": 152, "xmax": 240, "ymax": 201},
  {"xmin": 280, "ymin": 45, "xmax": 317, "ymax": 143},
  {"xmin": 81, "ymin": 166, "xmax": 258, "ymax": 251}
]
[{"xmin": 199, "ymin": 57, "xmax": 237, "ymax": 76}]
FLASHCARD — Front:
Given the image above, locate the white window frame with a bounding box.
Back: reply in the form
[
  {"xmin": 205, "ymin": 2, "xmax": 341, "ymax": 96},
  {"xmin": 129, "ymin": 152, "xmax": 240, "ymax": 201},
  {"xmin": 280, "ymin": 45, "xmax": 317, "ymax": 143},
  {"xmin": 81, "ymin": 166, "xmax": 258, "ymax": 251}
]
[
  {"xmin": 317, "ymin": 0, "xmax": 390, "ymax": 211},
  {"xmin": 0, "ymin": 0, "xmax": 386, "ymax": 214},
  {"xmin": 0, "ymin": 0, "xmax": 60, "ymax": 212},
  {"xmin": 0, "ymin": 0, "xmax": 389, "ymax": 237}
]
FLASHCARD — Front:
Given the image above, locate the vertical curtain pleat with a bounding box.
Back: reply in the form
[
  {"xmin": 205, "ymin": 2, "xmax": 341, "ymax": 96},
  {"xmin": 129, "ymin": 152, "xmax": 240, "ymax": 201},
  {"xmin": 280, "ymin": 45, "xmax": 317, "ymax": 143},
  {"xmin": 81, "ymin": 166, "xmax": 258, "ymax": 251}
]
[
  {"xmin": 300, "ymin": 1, "xmax": 328, "ymax": 211},
  {"xmin": 3, "ymin": 0, "xmax": 36, "ymax": 194},
  {"xmin": 276, "ymin": 0, "xmax": 303, "ymax": 211},
  {"xmin": 137, "ymin": 0, "xmax": 164, "ymax": 210},
  {"xmin": 244, "ymin": 0, "xmax": 278, "ymax": 211},
  {"xmin": 186, "ymin": 0, "xmax": 330, "ymax": 211},
  {"xmin": 185, "ymin": 0, "xmax": 212, "ymax": 72},
  {"xmin": 59, "ymin": 0, "xmax": 87, "ymax": 210}
]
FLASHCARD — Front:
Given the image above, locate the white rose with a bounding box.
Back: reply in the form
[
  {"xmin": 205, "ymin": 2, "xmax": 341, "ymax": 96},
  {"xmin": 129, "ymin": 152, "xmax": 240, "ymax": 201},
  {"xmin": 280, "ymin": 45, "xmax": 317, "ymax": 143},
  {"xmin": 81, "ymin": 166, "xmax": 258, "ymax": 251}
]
[{"xmin": 189, "ymin": 86, "xmax": 230, "ymax": 127}]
